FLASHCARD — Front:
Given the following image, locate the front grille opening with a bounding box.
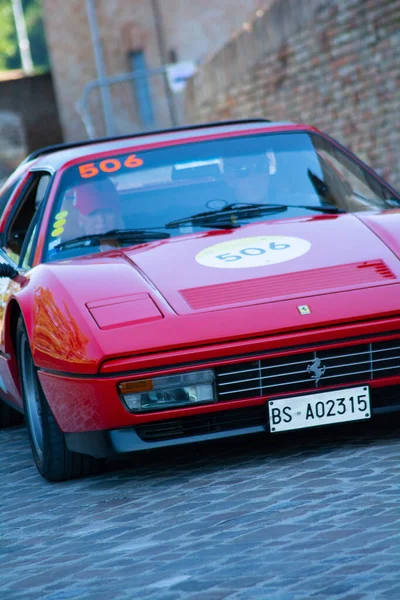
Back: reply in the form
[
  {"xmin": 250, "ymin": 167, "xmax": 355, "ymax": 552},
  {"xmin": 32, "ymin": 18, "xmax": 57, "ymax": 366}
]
[
  {"xmin": 135, "ymin": 406, "xmax": 266, "ymax": 442},
  {"xmin": 216, "ymin": 339, "xmax": 400, "ymax": 402}
]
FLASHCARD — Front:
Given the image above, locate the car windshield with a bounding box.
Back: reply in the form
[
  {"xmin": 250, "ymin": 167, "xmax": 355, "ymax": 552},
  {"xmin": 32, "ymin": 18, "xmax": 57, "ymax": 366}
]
[{"xmin": 44, "ymin": 132, "xmax": 398, "ymax": 261}]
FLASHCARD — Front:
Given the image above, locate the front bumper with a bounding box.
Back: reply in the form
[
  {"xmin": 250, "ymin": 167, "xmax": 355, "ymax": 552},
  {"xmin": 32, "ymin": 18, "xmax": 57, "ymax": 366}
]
[
  {"xmin": 65, "ymin": 408, "xmax": 265, "ymax": 458},
  {"xmin": 65, "ymin": 385, "xmax": 400, "ymax": 458}
]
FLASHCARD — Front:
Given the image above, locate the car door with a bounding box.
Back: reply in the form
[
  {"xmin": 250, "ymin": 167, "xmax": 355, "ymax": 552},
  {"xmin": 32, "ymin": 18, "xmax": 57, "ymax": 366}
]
[{"xmin": 0, "ymin": 171, "xmax": 52, "ymax": 404}]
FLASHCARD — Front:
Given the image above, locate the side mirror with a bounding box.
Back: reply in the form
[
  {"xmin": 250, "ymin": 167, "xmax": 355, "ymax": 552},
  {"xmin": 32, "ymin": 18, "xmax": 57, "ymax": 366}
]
[{"xmin": 0, "ymin": 263, "xmax": 18, "ymax": 279}]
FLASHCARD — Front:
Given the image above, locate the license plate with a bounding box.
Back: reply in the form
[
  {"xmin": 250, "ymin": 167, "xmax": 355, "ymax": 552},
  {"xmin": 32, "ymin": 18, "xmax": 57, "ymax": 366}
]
[{"xmin": 268, "ymin": 386, "xmax": 370, "ymax": 433}]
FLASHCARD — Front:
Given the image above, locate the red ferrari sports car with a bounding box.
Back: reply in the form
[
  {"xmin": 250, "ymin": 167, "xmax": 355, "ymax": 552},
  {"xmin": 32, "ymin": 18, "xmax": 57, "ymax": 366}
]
[{"xmin": 1, "ymin": 119, "xmax": 399, "ymax": 481}]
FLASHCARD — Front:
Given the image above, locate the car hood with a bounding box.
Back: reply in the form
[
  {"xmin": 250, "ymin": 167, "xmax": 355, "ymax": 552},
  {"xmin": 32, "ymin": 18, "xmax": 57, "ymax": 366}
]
[
  {"xmin": 123, "ymin": 214, "xmax": 400, "ymax": 315},
  {"xmin": 24, "ymin": 213, "xmax": 400, "ymax": 373}
]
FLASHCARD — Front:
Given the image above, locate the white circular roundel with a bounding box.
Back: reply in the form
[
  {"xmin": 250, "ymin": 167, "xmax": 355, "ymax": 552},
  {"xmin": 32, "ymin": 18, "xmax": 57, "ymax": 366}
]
[{"xmin": 196, "ymin": 236, "xmax": 311, "ymax": 269}]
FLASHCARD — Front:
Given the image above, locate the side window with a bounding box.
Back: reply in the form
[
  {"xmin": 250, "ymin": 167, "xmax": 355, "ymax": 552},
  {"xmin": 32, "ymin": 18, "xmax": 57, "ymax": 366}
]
[
  {"xmin": 21, "ymin": 224, "xmax": 38, "ymax": 269},
  {"xmin": 0, "ymin": 177, "xmax": 23, "ymax": 221},
  {"xmin": 312, "ymin": 135, "xmax": 398, "ymax": 212},
  {"xmin": 3, "ymin": 173, "xmax": 51, "ymax": 267}
]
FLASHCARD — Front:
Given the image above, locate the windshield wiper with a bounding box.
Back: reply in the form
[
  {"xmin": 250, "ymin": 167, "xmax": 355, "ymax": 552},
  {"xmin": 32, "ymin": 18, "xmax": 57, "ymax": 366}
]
[
  {"xmin": 289, "ymin": 204, "xmax": 346, "ymax": 213},
  {"xmin": 166, "ymin": 201, "xmax": 344, "ymax": 229},
  {"xmin": 55, "ymin": 228, "xmax": 170, "ymax": 251},
  {"xmin": 166, "ymin": 203, "xmax": 288, "ymax": 229}
]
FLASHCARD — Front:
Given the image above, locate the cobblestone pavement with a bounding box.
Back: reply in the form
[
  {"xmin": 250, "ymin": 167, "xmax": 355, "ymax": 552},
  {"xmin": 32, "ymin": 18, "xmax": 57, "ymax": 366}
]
[{"xmin": 1, "ymin": 415, "xmax": 400, "ymax": 600}]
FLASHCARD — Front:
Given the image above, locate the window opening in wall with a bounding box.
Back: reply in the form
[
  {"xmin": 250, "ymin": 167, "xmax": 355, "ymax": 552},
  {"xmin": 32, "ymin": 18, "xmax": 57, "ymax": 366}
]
[{"xmin": 129, "ymin": 50, "xmax": 155, "ymax": 127}]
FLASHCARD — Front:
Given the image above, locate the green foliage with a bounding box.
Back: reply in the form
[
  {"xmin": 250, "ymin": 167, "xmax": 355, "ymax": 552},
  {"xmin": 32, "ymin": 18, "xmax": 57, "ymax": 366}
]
[
  {"xmin": 24, "ymin": 0, "xmax": 49, "ymax": 69},
  {"xmin": 0, "ymin": 0, "xmax": 49, "ymax": 72},
  {"xmin": 0, "ymin": 2, "xmax": 19, "ymax": 70}
]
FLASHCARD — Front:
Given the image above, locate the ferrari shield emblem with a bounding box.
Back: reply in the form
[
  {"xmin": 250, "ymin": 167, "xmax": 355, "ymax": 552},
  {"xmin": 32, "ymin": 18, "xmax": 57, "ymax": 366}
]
[{"xmin": 297, "ymin": 305, "xmax": 311, "ymax": 315}]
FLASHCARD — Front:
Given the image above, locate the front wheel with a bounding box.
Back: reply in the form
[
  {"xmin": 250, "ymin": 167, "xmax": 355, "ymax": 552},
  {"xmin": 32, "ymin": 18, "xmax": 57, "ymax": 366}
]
[{"xmin": 17, "ymin": 316, "xmax": 103, "ymax": 481}]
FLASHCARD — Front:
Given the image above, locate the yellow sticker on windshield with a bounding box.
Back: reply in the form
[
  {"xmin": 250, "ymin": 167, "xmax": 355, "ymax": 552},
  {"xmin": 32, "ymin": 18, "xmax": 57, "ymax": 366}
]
[
  {"xmin": 51, "ymin": 210, "xmax": 68, "ymax": 238},
  {"xmin": 51, "ymin": 228, "xmax": 64, "ymax": 237},
  {"xmin": 54, "ymin": 219, "xmax": 66, "ymax": 228}
]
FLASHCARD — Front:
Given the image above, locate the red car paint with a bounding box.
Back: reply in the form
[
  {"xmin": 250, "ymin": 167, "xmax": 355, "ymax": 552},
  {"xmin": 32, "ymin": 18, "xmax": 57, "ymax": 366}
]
[{"xmin": 1, "ymin": 120, "xmax": 400, "ymax": 456}]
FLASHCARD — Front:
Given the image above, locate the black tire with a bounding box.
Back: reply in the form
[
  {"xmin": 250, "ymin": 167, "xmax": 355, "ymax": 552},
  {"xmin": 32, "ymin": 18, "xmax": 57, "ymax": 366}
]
[
  {"xmin": 16, "ymin": 316, "xmax": 104, "ymax": 482},
  {"xmin": 0, "ymin": 399, "xmax": 24, "ymax": 428}
]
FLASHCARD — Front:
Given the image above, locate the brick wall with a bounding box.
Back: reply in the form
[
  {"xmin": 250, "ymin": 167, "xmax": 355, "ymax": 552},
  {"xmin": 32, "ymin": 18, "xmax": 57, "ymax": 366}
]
[{"xmin": 186, "ymin": 0, "xmax": 400, "ymax": 190}]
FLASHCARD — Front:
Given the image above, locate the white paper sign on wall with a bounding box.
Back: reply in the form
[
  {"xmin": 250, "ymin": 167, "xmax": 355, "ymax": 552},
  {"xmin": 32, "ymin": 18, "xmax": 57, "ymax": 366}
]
[{"xmin": 166, "ymin": 61, "xmax": 197, "ymax": 93}]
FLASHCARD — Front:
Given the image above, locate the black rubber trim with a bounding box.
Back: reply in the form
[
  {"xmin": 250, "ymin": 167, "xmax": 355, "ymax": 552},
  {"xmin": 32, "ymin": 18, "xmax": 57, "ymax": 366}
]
[
  {"xmin": 24, "ymin": 119, "xmax": 271, "ymax": 162},
  {"xmin": 65, "ymin": 422, "xmax": 265, "ymax": 458}
]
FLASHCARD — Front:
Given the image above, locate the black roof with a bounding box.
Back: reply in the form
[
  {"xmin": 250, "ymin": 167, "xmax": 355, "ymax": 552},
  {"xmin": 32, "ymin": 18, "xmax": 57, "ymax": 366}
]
[{"xmin": 24, "ymin": 119, "xmax": 271, "ymax": 163}]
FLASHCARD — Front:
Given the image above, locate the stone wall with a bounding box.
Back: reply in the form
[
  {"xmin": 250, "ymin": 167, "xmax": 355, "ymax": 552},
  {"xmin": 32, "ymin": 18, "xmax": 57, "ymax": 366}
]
[
  {"xmin": 0, "ymin": 109, "xmax": 27, "ymax": 185},
  {"xmin": 42, "ymin": 0, "xmax": 262, "ymax": 141},
  {"xmin": 186, "ymin": 0, "xmax": 400, "ymax": 190},
  {"xmin": 0, "ymin": 72, "xmax": 62, "ymax": 164}
]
